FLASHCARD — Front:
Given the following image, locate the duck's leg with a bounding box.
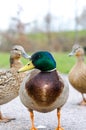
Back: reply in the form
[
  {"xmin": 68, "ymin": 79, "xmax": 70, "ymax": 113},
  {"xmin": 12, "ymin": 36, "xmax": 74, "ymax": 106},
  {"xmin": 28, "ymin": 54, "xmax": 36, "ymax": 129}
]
[
  {"xmin": 0, "ymin": 111, "xmax": 15, "ymax": 123},
  {"xmin": 55, "ymin": 108, "xmax": 64, "ymax": 130},
  {"xmin": 79, "ymin": 94, "xmax": 86, "ymax": 106},
  {"xmin": 29, "ymin": 109, "xmax": 37, "ymax": 130}
]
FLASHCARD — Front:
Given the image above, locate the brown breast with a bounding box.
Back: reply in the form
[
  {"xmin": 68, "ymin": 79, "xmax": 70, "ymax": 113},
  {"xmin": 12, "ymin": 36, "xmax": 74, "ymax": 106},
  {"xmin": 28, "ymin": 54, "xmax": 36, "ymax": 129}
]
[{"xmin": 25, "ymin": 70, "xmax": 64, "ymax": 106}]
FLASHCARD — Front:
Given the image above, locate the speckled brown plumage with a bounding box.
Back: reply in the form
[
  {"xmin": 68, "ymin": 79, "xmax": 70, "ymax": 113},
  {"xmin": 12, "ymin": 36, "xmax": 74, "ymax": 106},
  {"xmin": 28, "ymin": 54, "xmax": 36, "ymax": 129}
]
[
  {"xmin": 0, "ymin": 68, "xmax": 25, "ymax": 105},
  {"xmin": 0, "ymin": 45, "xmax": 27, "ymax": 122}
]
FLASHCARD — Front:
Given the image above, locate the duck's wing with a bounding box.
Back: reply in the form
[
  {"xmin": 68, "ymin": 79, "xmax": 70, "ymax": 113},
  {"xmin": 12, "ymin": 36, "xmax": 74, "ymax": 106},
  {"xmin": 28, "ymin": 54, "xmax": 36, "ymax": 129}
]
[
  {"xmin": 0, "ymin": 69, "xmax": 19, "ymax": 88},
  {"xmin": 78, "ymin": 68, "xmax": 86, "ymax": 81},
  {"xmin": 75, "ymin": 66, "xmax": 86, "ymax": 92},
  {"xmin": 69, "ymin": 63, "xmax": 86, "ymax": 88},
  {"xmin": 0, "ymin": 70, "xmax": 11, "ymax": 85}
]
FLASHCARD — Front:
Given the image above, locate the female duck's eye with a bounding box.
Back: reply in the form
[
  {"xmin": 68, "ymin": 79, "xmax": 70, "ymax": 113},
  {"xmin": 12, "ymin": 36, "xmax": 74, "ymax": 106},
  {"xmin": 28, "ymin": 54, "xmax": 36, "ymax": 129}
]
[{"xmin": 14, "ymin": 48, "xmax": 18, "ymax": 51}]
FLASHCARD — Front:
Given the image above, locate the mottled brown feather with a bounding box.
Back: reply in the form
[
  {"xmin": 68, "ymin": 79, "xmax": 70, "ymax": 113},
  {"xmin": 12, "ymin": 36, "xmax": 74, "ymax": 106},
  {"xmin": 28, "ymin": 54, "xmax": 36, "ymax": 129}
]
[{"xmin": 69, "ymin": 61, "xmax": 86, "ymax": 93}]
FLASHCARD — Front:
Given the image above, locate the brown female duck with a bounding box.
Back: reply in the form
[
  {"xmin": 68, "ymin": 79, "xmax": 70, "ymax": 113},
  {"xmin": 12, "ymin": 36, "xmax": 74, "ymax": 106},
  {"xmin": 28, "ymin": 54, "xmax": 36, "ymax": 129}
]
[
  {"xmin": 18, "ymin": 51, "xmax": 69, "ymax": 130},
  {"xmin": 68, "ymin": 44, "xmax": 86, "ymax": 105},
  {"xmin": 0, "ymin": 45, "xmax": 29, "ymax": 122}
]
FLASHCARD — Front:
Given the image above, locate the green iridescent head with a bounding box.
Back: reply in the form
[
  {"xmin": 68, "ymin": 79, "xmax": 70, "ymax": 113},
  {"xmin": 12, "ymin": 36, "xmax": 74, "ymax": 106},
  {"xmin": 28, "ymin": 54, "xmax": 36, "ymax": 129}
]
[
  {"xmin": 31, "ymin": 51, "xmax": 56, "ymax": 71},
  {"xmin": 18, "ymin": 51, "xmax": 56, "ymax": 72}
]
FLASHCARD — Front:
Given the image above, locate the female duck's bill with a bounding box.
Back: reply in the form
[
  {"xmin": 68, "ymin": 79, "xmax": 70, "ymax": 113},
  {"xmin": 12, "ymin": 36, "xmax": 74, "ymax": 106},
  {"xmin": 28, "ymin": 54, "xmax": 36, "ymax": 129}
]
[{"xmin": 22, "ymin": 51, "xmax": 31, "ymax": 59}]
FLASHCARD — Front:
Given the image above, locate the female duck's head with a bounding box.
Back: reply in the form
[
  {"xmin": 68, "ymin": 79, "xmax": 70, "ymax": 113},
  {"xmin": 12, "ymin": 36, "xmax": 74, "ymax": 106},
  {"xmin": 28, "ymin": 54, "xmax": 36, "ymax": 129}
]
[
  {"xmin": 69, "ymin": 44, "xmax": 85, "ymax": 57},
  {"xmin": 18, "ymin": 51, "xmax": 56, "ymax": 72},
  {"xmin": 10, "ymin": 45, "xmax": 30, "ymax": 67},
  {"xmin": 11, "ymin": 45, "xmax": 30, "ymax": 59}
]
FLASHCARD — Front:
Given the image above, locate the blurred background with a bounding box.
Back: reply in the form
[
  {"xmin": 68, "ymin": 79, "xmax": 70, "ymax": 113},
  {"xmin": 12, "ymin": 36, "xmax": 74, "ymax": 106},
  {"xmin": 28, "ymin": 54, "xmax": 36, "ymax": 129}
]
[
  {"xmin": 0, "ymin": 0, "xmax": 86, "ymax": 73},
  {"xmin": 0, "ymin": 0, "xmax": 86, "ymax": 52}
]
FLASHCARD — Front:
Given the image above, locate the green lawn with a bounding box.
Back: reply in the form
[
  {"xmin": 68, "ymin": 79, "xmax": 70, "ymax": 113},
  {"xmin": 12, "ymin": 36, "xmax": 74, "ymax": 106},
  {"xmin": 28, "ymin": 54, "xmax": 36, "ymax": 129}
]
[
  {"xmin": 53, "ymin": 52, "xmax": 76, "ymax": 73},
  {"xmin": 0, "ymin": 52, "xmax": 79, "ymax": 74}
]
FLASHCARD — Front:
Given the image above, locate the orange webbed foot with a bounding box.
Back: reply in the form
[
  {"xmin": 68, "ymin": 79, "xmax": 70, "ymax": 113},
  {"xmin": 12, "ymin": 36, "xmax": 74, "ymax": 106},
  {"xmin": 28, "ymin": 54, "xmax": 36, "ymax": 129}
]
[
  {"xmin": 55, "ymin": 127, "xmax": 64, "ymax": 130},
  {"xmin": 30, "ymin": 127, "xmax": 38, "ymax": 130},
  {"xmin": 78, "ymin": 100, "xmax": 86, "ymax": 106},
  {"xmin": 0, "ymin": 117, "xmax": 15, "ymax": 123}
]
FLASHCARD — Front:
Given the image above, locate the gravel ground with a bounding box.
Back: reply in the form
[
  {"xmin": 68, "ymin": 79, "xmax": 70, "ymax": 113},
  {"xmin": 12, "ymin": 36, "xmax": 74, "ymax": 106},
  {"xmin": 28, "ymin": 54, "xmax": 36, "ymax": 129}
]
[{"xmin": 0, "ymin": 75, "xmax": 86, "ymax": 130}]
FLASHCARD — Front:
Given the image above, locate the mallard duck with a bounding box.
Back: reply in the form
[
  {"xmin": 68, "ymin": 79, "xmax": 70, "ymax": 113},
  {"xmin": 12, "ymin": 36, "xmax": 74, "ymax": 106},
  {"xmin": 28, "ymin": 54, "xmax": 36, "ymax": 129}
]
[
  {"xmin": 0, "ymin": 45, "xmax": 29, "ymax": 123},
  {"xmin": 18, "ymin": 51, "xmax": 69, "ymax": 130},
  {"xmin": 68, "ymin": 44, "xmax": 86, "ymax": 105}
]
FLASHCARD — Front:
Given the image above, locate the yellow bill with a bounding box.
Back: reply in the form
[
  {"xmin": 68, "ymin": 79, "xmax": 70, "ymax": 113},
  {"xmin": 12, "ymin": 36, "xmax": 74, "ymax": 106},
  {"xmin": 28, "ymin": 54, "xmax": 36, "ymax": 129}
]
[{"xmin": 18, "ymin": 61, "xmax": 35, "ymax": 73}]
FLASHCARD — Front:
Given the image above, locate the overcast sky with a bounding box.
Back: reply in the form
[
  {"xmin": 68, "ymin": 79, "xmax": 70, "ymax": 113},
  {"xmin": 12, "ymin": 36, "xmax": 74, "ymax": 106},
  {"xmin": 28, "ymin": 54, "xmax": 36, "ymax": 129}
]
[{"xmin": 0, "ymin": 0, "xmax": 86, "ymax": 30}]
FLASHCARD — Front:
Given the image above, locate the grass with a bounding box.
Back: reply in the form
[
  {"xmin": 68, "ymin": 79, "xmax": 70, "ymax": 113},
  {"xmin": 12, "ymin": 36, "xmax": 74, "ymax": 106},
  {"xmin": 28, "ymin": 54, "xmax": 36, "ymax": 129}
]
[
  {"xmin": 0, "ymin": 53, "xmax": 9, "ymax": 68},
  {"xmin": 53, "ymin": 52, "xmax": 76, "ymax": 73},
  {"xmin": 0, "ymin": 52, "xmax": 78, "ymax": 74}
]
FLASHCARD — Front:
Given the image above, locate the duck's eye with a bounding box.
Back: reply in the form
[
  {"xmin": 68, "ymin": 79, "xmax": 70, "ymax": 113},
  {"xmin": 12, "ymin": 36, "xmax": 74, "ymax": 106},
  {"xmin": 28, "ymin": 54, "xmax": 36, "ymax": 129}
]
[
  {"xmin": 38, "ymin": 55, "xmax": 41, "ymax": 58},
  {"xmin": 35, "ymin": 55, "xmax": 41, "ymax": 60},
  {"xmin": 75, "ymin": 47, "xmax": 80, "ymax": 52},
  {"xmin": 14, "ymin": 48, "xmax": 18, "ymax": 51}
]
